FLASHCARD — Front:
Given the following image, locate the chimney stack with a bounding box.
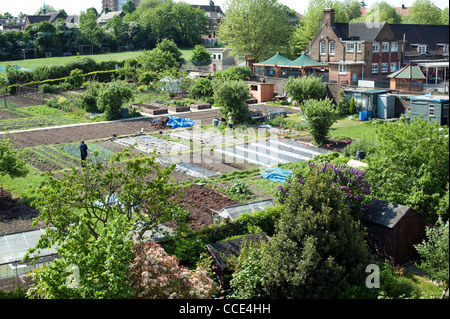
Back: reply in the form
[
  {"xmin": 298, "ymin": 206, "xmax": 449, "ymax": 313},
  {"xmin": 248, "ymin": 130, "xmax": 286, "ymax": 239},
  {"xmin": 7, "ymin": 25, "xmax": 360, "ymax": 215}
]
[{"xmin": 323, "ymin": 7, "xmax": 335, "ymax": 27}]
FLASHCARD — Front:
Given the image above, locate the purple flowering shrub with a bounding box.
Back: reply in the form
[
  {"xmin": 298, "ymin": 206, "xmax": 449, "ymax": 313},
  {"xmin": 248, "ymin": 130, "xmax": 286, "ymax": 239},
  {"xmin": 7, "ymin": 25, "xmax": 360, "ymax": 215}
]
[{"xmin": 277, "ymin": 161, "xmax": 373, "ymax": 219}]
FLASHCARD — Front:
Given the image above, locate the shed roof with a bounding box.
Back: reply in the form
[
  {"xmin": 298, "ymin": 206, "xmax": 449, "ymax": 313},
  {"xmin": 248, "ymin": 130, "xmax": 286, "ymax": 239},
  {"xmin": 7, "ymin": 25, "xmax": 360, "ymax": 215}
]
[
  {"xmin": 387, "ymin": 64, "xmax": 425, "ymax": 79},
  {"xmin": 361, "ymin": 200, "xmax": 418, "ymax": 228},
  {"xmin": 282, "ymin": 54, "xmax": 326, "ymax": 68},
  {"xmin": 206, "ymin": 232, "xmax": 269, "ymax": 270},
  {"xmin": 254, "ymin": 52, "xmax": 292, "ymax": 66},
  {"xmin": 409, "ymin": 94, "xmax": 449, "ymax": 102}
]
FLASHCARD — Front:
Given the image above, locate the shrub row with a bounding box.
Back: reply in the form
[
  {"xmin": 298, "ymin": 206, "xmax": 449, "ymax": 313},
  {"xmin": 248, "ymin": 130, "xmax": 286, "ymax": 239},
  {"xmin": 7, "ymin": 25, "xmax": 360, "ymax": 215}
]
[
  {"xmin": 7, "ymin": 70, "xmax": 118, "ymax": 94},
  {"xmin": 5, "ymin": 57, "xmax": 123, "ymax": 86}
]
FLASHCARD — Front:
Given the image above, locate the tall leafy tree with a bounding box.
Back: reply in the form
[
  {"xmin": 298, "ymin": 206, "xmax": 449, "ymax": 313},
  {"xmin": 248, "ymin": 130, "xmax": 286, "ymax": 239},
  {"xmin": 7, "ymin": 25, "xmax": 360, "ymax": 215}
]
[
  {"xmin": 366, "ymin": 117, "xmax": 449, "ymax": 224},
  {"xmin": 402, "ymin": 0, "xmax": 443, "ymax": 24},
  {"xmin": 289, "ymin": 0, "xmax": 331, "ymax": 57},
  {"xmin": 363, "ymin": 1, "xmax": 402, "ymax": 23},
  {"xmin": 217, "ymin": 0, "xmax": 293, "ymax": 62},
  {"xmin": 79, "ymin": 10, "xmax": 105, "ymax": 49},
  {"xmin": 24, "ymin": 21, "xmax": 59, "ymax": 57},
  {"xmin": 441, "ymin": 7, "xmax": 449, "ymax": 24}
]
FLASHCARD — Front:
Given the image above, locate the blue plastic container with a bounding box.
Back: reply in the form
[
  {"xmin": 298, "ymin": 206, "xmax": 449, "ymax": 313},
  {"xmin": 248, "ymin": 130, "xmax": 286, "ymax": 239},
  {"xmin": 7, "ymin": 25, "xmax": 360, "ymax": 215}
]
[{"xmin": 359, "ymin": 111, "xmax": 367, "ymax": 121}]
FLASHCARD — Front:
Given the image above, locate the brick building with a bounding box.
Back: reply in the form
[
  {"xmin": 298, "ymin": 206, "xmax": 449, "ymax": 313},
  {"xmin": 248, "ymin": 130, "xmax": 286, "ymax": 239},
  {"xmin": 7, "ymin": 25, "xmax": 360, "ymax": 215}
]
[
  {"xmin": 307, "ymin": 8, "xmax": 449, "ymax": 86},
  {"xmin": 102, "ymin": 0, "xmax": 141, "ymax": 12}
]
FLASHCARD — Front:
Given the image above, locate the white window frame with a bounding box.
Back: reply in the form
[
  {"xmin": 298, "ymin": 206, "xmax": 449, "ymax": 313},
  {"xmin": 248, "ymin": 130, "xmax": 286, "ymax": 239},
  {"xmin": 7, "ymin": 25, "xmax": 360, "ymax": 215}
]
[
  {"xmin": 356, "ymin": 42, "xmax": 362, "ymax": 53},
  {"xmin": 391, "ymin": 42, "xmax": 398, "ymax": 52},
  {"xmin": 346, "ymin": 42, "xmax": 354, "ymax": 53},
  {"xmin": 382, "ymin": 42, "xmax": 389, "ymax": 52},
  {"xmin": 418, "ymin": 45, "xmax": 427, "ymax": 54},
  {"xmin": 320, "ymin": 41, "xmax": 326, "ymax": 55},
  {"xmin": 371, "ymin": 63, "xmax": 378, "ymax": 74},
  {"xmin": 381, "ymin": 63, "xmax": 388, "ymax": 73},
  {"xmin": 390, "ymin": 62, "xmax": 397, "ymax": 72},
  {"xmin": 372, "ymin": 42, "xmax": 379, "ymax": 52},
  {"xmin": 338, "ymin": 64, "xmax": 347, "ymax": 74},
  {"xmin": 443, "ymin": 44, "xmax": 449, "ymax": 52},
  {"xmin": 329, "ymin": 41, "xmax": 335, "ymax": 55}
]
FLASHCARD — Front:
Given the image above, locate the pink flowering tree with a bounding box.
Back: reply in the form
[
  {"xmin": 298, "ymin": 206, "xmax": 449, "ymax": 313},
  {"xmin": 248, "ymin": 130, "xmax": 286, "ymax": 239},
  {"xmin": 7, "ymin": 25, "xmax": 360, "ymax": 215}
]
[{"xmin": 127, "ymin": 241, "xmax": 219, "ymax": 299}]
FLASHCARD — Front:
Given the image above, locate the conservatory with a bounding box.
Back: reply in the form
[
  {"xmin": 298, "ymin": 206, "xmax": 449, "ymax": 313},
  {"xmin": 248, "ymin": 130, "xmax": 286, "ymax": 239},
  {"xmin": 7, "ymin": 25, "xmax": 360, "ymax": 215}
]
[
  {"xmin": 212, "ymin": 200, "xmax": 273, "ymax": 225},
  {"xmin": 0, "ymin": 228, "xmax": 58, "ymax": 290}
]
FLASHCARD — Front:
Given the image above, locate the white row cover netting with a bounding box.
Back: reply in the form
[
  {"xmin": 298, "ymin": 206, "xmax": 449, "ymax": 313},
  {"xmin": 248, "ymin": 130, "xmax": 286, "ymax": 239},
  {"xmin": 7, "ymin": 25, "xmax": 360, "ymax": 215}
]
[{"xmin": 212, "ymin": 199, "xmax": 274, "ymax": 225}]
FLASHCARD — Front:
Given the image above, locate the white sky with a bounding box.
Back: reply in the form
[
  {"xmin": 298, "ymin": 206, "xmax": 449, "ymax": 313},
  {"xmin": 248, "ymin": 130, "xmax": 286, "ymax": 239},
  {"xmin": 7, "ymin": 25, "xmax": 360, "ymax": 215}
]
[{"xmin": 0, "ymin": 0, "xmax": 448, "ymax": 17}]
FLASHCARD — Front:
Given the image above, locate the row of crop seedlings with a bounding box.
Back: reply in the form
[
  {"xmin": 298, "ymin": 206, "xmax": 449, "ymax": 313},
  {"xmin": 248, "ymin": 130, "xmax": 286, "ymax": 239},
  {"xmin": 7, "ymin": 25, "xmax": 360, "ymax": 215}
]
[
  {"xmin": 23, "ymin": 146, "xmax": 80, "ymax": 172},
  {"xmin": 23, "ymin": 143, "xmax": 115, "ymax": 172}
]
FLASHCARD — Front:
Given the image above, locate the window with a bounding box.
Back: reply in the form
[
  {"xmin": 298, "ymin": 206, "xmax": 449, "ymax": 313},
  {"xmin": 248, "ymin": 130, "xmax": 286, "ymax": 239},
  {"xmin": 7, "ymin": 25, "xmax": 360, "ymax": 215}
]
[
  {"xmin": 418, "ymin": 45, "xmax": 427, "ymax": 54},
  {"xmin": 382, "ymin": 42, "xmax": 389, "ymax": 52},
  {"xmin": 371, "ymin": 63, "xmax": 378, "ymax": 74},
  {"xmin": 391, "ymin": 42, "xmax": 398, "ymax": 52},
  {"xmin": 329, "ymin": 41, "xmax": 335, "ymax": 55},
  {"xmin": 320, "ymin": 41, "xmax": 326, "ymax": 55},
  {"xmin": 429, "ymin": 104, "xmax": 435, "ymax": 117},
  {"xmin": 339, "ymin": 64, "xmax": 347, "ymax": 74},
  {"xmin": 381, "ymin": 63, "xmax": 388, "ymax": 73},
  {"xmin": 356, "ymin": 42, "xmax": 362, "ymax": 53},
  {"xmin": 217, "ymin": 54, "xmax": 222, "ymax": 60},
  {"xmin": 346, "ymin": 42, "xmax": 354, "ymax": 53},
  {"xmin": 372, "ymin": 42, "xmax": 379, "ymax": 52},
  {"xmin": 390, "ymin": 62, "xmax": 397, "ymax": 72},
  {"xmin": 443, "ymin": 45, "xmax": 449, "ymax": 52}
]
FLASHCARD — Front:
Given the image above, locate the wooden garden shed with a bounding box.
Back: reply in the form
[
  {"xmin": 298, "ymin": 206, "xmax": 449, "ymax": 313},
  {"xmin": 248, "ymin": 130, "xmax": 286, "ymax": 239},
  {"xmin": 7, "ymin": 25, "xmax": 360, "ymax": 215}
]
[
  {"xmin": 206, "ymin": 232, "xmax": 269, "ymax": 289},
  {"xmin": 361, "ymin": 200, "xmax": 426, "ymax": 265}
]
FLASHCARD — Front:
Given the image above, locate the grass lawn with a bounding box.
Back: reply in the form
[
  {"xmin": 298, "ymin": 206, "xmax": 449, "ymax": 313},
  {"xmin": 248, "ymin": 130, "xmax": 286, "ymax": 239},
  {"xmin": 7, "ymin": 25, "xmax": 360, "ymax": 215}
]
[
  {"xmin": 328, "ymin": 116, "xmax": 379, "ymax": 143},
  {"xmin": 0, "ymin": 51, "xmax": 145, "ymax": 70}
]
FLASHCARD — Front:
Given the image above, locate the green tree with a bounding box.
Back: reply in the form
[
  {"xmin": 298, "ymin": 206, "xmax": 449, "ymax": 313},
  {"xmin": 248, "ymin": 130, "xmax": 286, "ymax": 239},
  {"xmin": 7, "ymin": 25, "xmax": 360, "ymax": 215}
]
[
  {"xmin": 289, "ymin": 0, "xmax": 331, "ymax": 56},
  {"xmin": 97, "ymin": 81, "xmax": 134, "ymax": 120},
  {"xmin": 415, "ymin": 219, "xmax": 449, "ymax": 299},
  {"xmin": 65, "ymin": 69, "xmax": 84, "ymax": 88},
  {"xmin": 79, "ymin": 10, "xmax": 105, "ymax": 49},
  {"xmin": 301, "ymin": 98, "xmax": 338, "ymax": 145},
  {"xmin": 441, "ymin": 7, "xmax": 449, "ymax": 24},
  {"xmin": 261, "ymin": 168, "xmax": 372, "ymax": 298},
  {"xmin": 105, "ymin": 14, "xmax": 128, "ymax": 48},
  {"xmin": 191, "ymin": 45, "xmax": 212, "ymax": 65},
  {"xmin": 402, "ymin": 0, "xmax": 442, "ymax": 24},
  {"xmin": 0, "ymin": 138, "xmax": 28, "ymax": 178},
  {"xmin": 366, "ymin": 117, "xmax": 449, "ymax": 224},
  {"xmin": 24, "ymin": 21, "xmax": 59, "ymax": 57},
  {"xmin": 284, "ymin": 74, "xmax": 326, "ymax": 105},
  {"xmin": 138, "ymin": 48, "xmax": 179, "ymax": 74},
  {"xmin": 363, "ymin": 1, "xmax": 402, "ymax": 23},
  {"xmin": 212, "ymin": 79, "xmax": 250, "ymax": 122},
  {"xmin": 189, "ymin": 77, "xmax": 214, "ymax": 100},
  {"xmin": 139, "ymin": 71, "xmax": 158, "ymax": 90},
  {"xmin": 349, "ymin": 96, "xmax": 357, "ymax": 114},
  {"xmin": 217, "ymin": 0, "xmax": 293, "ymax": 62},
  {"xmin": 122, "ymin": 0, "xmax": 137, "ymax": 14},
  {"xmin": 156, "ymin": 38, "xmax": 185, "ymax": 64}
]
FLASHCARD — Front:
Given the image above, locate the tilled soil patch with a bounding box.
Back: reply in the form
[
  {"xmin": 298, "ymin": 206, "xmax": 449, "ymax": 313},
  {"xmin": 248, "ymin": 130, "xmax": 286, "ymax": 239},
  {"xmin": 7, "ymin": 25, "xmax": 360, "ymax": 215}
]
[{"xmin": 165, "ymin": 184, "xmax": 241, "ymax": 231}]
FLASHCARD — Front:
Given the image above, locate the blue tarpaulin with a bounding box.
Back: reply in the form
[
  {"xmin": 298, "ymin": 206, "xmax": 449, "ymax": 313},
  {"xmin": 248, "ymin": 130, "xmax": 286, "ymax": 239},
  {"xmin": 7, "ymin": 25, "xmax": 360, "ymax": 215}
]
[
  {"xmin": 260, "ymin": 167, "xmax": 293, "ymax": 183},
  {"xmin": 166, "ymin": 116, "xmax": 195, "ymax": 129}
]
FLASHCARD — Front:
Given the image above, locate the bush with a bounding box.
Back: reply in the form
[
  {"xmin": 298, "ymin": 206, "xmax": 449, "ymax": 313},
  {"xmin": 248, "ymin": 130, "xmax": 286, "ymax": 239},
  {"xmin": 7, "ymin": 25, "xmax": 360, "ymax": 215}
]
[
  {"xmin": 284, "ymin": 75, "xmax": 326, "ymax": 105},
  {"xmin": 189, "ymin": 77, "xmax": 213, "ymax": 100},
  {"xmin": 65, "ymin": 69, "xmax": 84, "ymax": 88},
  {"xmin": 349, "ymin": 97, "xmax": 357, "ymax": 114},
  {"xmin": 97, "ymin": 81, "xmax": 133, "ymax": 120},
  {"xmin": 337, "ymin": 90, "xmax": 350, "ymax": 115},
  {"xmin": 191, "ymin": 45, "xmax": 211, "ymax": 66},
  {"xmin": 302, "ymin": 98, "xmax": 338, "ymax": 145},
  {"xmin": 343, "ymin": 139, "xmax": 376, "ymax": 158},
  {"xmin": 212, "ymin": 79, "xmax": 250, "ymax": 122}
]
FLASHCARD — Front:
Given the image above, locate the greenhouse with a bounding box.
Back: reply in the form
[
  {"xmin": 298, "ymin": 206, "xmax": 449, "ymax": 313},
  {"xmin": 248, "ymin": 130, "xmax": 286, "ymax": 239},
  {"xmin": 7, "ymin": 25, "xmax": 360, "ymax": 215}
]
[
  {"xmin": 0, "ymin": 228, "xmax": 58, "ymax": 290},
  {"xmin": 212, "ymin": 200, "xmax": 273, "ymax": 225}
]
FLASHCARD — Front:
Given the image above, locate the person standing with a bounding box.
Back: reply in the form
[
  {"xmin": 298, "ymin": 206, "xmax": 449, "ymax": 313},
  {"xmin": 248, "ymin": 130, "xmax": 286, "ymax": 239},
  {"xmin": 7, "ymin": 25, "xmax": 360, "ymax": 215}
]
[
  {"xmin": 228, "ymin": 112, "xmax": 234, "ymax": 130},
  {"xmin": 79, "ymin": 140, "xmax": 88, "ymax": 167}
]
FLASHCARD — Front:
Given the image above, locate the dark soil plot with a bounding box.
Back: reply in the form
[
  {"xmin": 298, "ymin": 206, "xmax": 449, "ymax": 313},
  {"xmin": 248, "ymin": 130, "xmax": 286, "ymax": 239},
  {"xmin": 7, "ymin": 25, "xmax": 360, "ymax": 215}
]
[
  {"xmin": 166, "ymin": 184, "xmax": 241, "ymax": 231},
  {"xmin": 4, "ymin": 95, "xmax": 46, "ymax": 107},
  {"xmin": 0, "ymin": 110, "xmax": 28, "ymax": 121},
  {"xmin": 0, "ymin": 187, "xmax": 43, "ymax": 234},
  {"xmin": 291, "ymin": 135, "xmax": 353, "ymax": 153}
]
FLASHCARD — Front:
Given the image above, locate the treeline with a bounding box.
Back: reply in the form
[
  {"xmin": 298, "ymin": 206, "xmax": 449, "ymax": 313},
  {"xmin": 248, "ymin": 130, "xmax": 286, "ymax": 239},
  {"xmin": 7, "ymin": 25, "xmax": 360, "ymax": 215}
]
[{"xmin": 0, "ymin": 0, "xmax": 209, "ymax": 61}]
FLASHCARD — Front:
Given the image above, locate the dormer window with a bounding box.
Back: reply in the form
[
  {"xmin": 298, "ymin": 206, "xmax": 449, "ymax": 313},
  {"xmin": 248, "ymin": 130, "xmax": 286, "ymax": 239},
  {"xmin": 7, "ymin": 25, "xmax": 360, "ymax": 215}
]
[{"xmin": 418, "ymin": 45, "xmax": 427, "ymax": 54}]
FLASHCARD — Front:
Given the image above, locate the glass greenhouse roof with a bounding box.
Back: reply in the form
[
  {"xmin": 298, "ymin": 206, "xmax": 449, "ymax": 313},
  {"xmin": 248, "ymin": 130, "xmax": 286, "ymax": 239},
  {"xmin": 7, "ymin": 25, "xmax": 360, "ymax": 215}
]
[{"xmin": 0, "ymin": 228, "xmax": 57, "ymax": 265}]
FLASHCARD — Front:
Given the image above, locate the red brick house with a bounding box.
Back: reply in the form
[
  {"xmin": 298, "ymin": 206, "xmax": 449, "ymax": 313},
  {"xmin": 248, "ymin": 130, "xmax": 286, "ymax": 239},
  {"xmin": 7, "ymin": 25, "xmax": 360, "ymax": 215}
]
[{"xmin": 307, "ymin": 8, "xmax": 402, "ymax": 85}]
